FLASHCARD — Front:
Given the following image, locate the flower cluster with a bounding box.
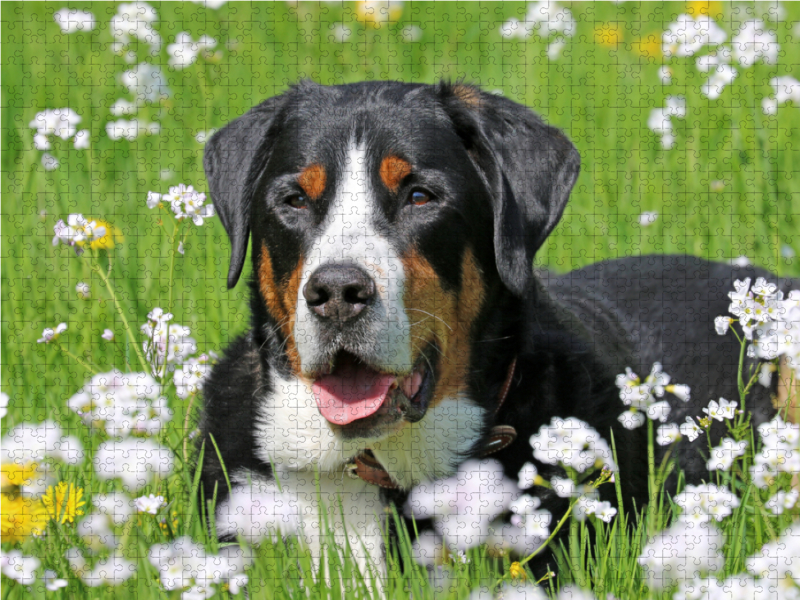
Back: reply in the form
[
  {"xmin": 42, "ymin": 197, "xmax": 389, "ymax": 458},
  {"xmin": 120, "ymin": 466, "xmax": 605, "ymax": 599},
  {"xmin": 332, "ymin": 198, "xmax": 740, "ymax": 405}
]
[
  {"xmin": 763, "ymin": 76, "xmax": 800, "ymax": 115},
  {"xmin": 141, "ymin": 308, "xmax": 198, "ymax": 375},
  {"xmin": 662, "ymin": 13, "xmax": 726, "ymax": 58},
  {"xmin": 67, "ymin": 370, "xmax": 172, "ymax": 437},
  {"xmin": 529, "ymin": 416, "xmax": 616, "ymax": 473},
  {"xmin": 215, "ymin": 485, "xmax": 302, "ymax": 545},
  {"xmin": 93, "ymin": 437, "xmax": 174, "ymax": 491},
  {"xmin": 499, "ymin": 2, "xmax": 575, "ymax": 60},
  {"xmin": 148, "ymin": 537, "xmax": 248, "ymax": 595},
  {"xmin": 673, "ymin": 484, "xmax": 740, "ymax": 524},
  {"xmin": 717, "ymin": 277, "xmax": 800, "ymax": 381},
  {"xmin": 405, "ymin": 459, "xmax": 517, "ymax": 551},
  {"xmin": 615, "ymin": 362, "xmax": 690, "ymax": 432},
  {"xmin": 29, "ymin": 108, "xmax": 89, "ymax": 152},
  {"xmin": 647, "ymin": 95, "xmax": 687, "ymax": 149},
  {"xmin": 110, "ymin": 2, "xmax": 161, "ymax": 58},
  {"xmin": 52, "ymin": 214, "xmax": 107, "ymax": 255},
  {"xmin": 53, "ymin": 8, "xmax": 95, "ymax": 33},
  {"xmin": 147, "ymin": 184, "xmax": 216, "ymax": 226},
  {"xmin": 174, "ymin": 353, "xmax": 217, "ymax": 399},
  {"xmin": 167, "ymin": 32, "xmax": 219, "ymax": 68},
  {"xmin": 37, "ymin": 322, "xmax": 67, "ymax": 344},
  {"xmin": 750, "ymin": 415, "xmax": 800, "ymax": 490}
]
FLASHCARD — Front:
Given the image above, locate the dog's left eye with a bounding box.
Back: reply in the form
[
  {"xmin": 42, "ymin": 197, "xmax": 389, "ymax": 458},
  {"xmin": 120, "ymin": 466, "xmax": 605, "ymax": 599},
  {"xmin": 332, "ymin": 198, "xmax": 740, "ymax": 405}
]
[
  {"xmin": 286, "ymin": 195, "xmax": 308, "ymax": 209},
  {"xmin": 408, "ymin": 190, "xmax": 432, "ymax": 206}
]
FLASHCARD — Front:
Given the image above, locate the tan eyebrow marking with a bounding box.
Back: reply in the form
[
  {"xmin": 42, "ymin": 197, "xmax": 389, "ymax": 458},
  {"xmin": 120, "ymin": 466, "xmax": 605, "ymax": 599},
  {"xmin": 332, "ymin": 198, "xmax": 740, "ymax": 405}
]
[
  {"xmin": 297, "ymin": 163, "xmax": 326, "ymax": 200},
  {"xmin": 379, "ymin": 156, "xmax": 412, "ymax": 192}
]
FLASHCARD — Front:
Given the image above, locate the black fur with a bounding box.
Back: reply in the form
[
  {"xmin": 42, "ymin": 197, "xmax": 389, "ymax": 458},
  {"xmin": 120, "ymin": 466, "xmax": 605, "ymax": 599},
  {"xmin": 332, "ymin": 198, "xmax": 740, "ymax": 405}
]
[{"xmin": 198, "ymin": 80, "xmax": 796, "ymax": 566}]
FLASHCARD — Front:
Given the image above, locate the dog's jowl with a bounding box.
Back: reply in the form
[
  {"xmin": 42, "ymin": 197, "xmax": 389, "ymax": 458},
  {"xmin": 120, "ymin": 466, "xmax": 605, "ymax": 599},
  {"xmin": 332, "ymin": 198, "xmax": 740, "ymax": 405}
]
[{"xmin": 198, "ymin": 80, "xmax": 798, "ymax": 572}]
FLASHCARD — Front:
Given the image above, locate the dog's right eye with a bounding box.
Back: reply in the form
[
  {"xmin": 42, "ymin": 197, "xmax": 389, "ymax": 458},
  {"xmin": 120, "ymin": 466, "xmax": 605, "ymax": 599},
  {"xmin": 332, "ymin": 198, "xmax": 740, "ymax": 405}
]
[{"xmin": 285, "ymin": 195, "xmax": 308, "ymax": 210}]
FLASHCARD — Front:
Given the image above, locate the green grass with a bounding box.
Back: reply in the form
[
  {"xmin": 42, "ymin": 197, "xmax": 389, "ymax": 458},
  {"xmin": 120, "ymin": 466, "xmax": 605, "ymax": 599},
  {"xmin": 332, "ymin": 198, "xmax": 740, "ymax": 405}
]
[{"xmin": 2, "ymin": 2, "xmax": 800, "ymax": 598}]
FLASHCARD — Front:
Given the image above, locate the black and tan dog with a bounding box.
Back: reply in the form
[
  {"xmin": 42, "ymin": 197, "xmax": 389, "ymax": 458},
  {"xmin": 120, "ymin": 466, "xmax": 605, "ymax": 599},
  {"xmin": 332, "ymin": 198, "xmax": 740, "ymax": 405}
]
[{"xmin": 198, "ymin": 80, "xmax": 797, "ymax": 571}]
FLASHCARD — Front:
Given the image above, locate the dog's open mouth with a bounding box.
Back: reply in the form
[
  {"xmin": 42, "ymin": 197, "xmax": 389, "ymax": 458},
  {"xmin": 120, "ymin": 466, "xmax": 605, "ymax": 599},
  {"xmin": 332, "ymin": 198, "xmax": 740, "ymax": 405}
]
[{"xmin": 311, "ymin": 349, "xmax": 435, "ymax": 430}]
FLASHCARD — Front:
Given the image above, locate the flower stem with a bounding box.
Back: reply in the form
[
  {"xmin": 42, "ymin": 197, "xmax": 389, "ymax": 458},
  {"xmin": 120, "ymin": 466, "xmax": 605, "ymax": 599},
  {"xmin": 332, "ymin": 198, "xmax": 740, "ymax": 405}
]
[
  {"xmin": 91, "ymin": 260, "xmax": 149, "ymax": 373},
  {"xmin": 54, "ymin": 341, "xmax": 98, "ymax": 375},
  {"xmin": 647, "ymin": 419, "xmax": 658, "ymax": 534},
  {"xmin": 569, "ymin": 515, "xmax": 583, "ymax": 587}
]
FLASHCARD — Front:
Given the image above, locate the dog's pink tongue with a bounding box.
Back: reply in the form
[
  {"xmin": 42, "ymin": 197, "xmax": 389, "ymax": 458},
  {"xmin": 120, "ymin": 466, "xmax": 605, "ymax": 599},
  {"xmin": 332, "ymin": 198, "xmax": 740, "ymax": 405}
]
[{"xmin": 312, "ymin": 361, "xmax": 396, "ymax": 425}]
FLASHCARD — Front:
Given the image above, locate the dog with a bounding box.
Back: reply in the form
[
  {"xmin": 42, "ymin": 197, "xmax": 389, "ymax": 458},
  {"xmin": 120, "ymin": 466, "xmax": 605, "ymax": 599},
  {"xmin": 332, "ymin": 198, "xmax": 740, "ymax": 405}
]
[{"xmin": 197, "ymin": 80, "xmax": 798, "ymax": 574}]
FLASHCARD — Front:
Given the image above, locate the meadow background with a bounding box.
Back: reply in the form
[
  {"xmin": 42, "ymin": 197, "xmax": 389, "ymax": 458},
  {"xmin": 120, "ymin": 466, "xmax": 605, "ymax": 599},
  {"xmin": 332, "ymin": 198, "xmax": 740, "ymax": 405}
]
[{"xmin": 2, "ymin": 1, "xmax": 800, "ymax": 599}]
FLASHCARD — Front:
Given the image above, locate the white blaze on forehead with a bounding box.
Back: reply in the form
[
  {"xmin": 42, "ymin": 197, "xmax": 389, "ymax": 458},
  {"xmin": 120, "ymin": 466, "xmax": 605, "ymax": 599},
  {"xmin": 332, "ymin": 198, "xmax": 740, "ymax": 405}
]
[{"xmin": 294, "ymin": 140, "xmax": 412, "ymax": 373}]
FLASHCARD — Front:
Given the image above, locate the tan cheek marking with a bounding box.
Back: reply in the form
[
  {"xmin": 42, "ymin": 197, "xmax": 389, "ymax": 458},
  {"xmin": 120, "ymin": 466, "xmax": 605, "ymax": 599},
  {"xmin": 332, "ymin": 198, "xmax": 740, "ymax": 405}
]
[
  {"xmin": 380, "ymin": 156, "xmax": 412, "ymax": 192},
  {"xmin": 258, "ymin": 244, "xmax": 303, "ymax": 373},
  {"xmin": 298, "ymin": 164, "xmax": 326, "ymax": 200},
  {"xmin": 402, "ymin": 248, "xmax": 485, "ymax": 407}
]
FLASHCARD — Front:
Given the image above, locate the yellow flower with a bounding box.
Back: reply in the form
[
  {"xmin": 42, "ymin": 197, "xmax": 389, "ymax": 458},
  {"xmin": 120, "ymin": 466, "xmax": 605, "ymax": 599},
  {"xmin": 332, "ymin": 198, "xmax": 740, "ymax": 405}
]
[
  {"xmin": 88, "ymin": 219, "xmax": 124, "ymax": 250},
  {"xmin": 1, "ymin": 494, "xmax": 48, "ymax": 542},
  {"xmin": 42, "ymin": 482, "xmax": 85, "ymax": 525},
  {"xmin": 356, "ymin": 0, "xmax": 403, "ymax": 28},
  {"xmin": 632, "ymin": 34, "xmax": 662, "ymax": 58},
  {"xmin": 686, "ymin": 1, "xmax": 723, "ymax": 18},
  {"xmin": 594, "ymin": 23, "xmax": 623, "ymax": 48},
  {"xmin": 1, "ymin": 462, "xmax": 39, "ymax": 492},
  {"xmin": 509, "ymin": 561, "xmax": 527, "ymax": 580}
]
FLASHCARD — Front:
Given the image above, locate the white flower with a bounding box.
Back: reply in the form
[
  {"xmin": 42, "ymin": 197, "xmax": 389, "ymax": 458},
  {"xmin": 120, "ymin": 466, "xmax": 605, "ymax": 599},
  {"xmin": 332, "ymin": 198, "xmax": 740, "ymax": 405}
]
[
  {"xmin": 714, "ymin": 316, "xmax": 732, "ymax": 335},
  {"xmin": 183, "ymin": 585, "xmax": 216, "ymax": 600},
  {"xmin": 526, "ymin": 1, "xmax": 576, "ymax": 38},
  {"xmin": 550, "ymin": 476, "xmax": 579, "ymax": 498},
  {"xmin": 665, "ymin": 95, "xmax": 687, "ymax": 118},
  {"xmin": 638, "ymin": 211, "xmax": 658, "ymax": 226},
  {"xmin": 674, "ymin": 484, "xmax": 740, "ymax": 523},
  {"xmin": 76, "ymin": 281, "xmax": 90, "ymax": 299},
  {"xmin": 110, "ymin": 3, "xmax": 161, "ymax": 53},
  {"xmin": 29, "ymin": 108, "xmax": 81, "ymax": 140},
  {"xmin": 701, "ymin": 64, "xmax": 737, "ymax": 100},
  {"xmin": 93, "ymin": 492, "xmax": 135, "ymax": 526},
  {"xmin": 53, "ymin": 8, "xmax": 95, "ymax": 33},
  {"xmin": 141, "ymin": 312, "xmax": 197, "ymax": 374},
  {"xmin": 706, "ymin": 438, "xmax": 748, "ymax": 471},
  {"xmin": 771, "ymin": 75, "xmax": 800, "ymax": 106},
  {"xmin": 148, "ymin": 536, "xmax": 243, "ymax": 591},
  {"xmin": 747, "ymin": 521, "xmax": 800, "ymax": 581},
  {"xmin": 618, "ymin": 410, "xmax": 646, "ymax": 430},
  {"xmin": 529, "ymin": 416, "xmax": 616, "ymax": 472},
  {"xmin": 79, "ymin": 553, "xmax": 136, "ymax": 587},
  {"xmin": 647, "ymin": 400, "xmax": 671, "ymax": 422},
  {"xmin": 330, "ymin": 23, "xmax": 352, "ymax": 43},
  {"xmin": 766, "ymin": 489, "xmax": 799, "ymax": 515},
  {"xmin": 0, "ymin": 392, "xmax": 8, "ymax": 419},
  {"xmin": 43, "ymin": 569, "xmax": 69, "ymax": 590},
  {"xmin": 762, "ymin": 97, "xmax": 778, "ymax": 115},
  {"xmin": 52, "ymin": 214, "xmax": 106, "ymax": 254},
  {"xmin": 546, "ymin": 38, "xmax": 567, "ymax": 61},
  {"xmin": 401, "ymin": 24, "xmax": 422, "ymax": 43},
  {"xmin": 73, "ymin": 130, "xmax": 90, "ymax": 149},
  {"xmin": 110, "ymin": 99, "xmax": 137, "ymax": 116},
  {"xmin": 594, "ymin": 501, "xmax": 617, "ymax": 523},
  {"xmin": 573, "ymin": 496, "xmax": 598, "ymax": 521},
  {"xmin": 215, "ymin": 485, "xmax": 302, "ymax": 545},
  {"xmin": 167, "ymin": 32, "xmax": 217, "ymax": 69},
  {"xmin": 658, "ymin": 65, "xmax": 672, "ymax": 84},
  {"xmin": 102, "ymin": 329, "xmax": 115, "ymax": 341},
  {"xmin": 135, "ymin": 493, "xmax": 166, "ymax": 514},
  {"xmin": 195, "ymin": 129, "xmax": 217, "ymax": 144},
  {"xmin": 703, "ymin": 397, "xmax": 737, "ymax": 421},
  {"xmin": 67, "ymin": 370, "xmax": 171, "ymax": 437},
  {"xmin": 42, "ymin": 153, "xmax": 59, "ymax": 171},
  {"xmin": 151, "ymin": 184, "xmax": 216, "ymax": 226},
  {"xmin": 38, "ymin": 322, "xmax": 67, "ymax": 343},
  {"xmin": 77, "ymin": 513, "xmax": 119, "ymax": 551},
  {"xmin": 94, "ymin": 437, "xmax": 174, "ymax": 490},
  {"xmin": 499, "ymin": 18, "xmax": 530, "ymax": 40},
  {"xmin": 174, "ymin": 353, "xmax": 216, "ymax": 399},
  {"xmin": 656, "ymin": 423, "xmax": 680, "ymax": 446},
  {"xmin": 188, "ymin": 0, "xmax": 228, "ymax": 7},
  {"xmin": 106, "ymin": 119, "xmax": 160, "ymax": 141},
  {"xmin": 178, "ymin": 241, "xmax": 185, "ymax": 255},
  {"xmin": 120, "ymin": 63, "xmax": 170, "ymax": 104},
  {"xmin": 666, "ymin": 384, "xmax": 691, "ymax": 402},
  {"xmin": 2, "ymin": 551, "xmax": 40, "ymax": 585},
  {"xmin": 405, "ymin": 459, "xmax": 517, "ymax": 550},
  {"xmin": 1, "ymin": 420, "xmax": 84, "ymax": 467},
  {"xmin": 662, "ymin": 14, "xmax": 726, "ymax": 58},
  {"xmin": 638, "ymin": 521, "xmax": 724, "ymax": 590},
  {"xmin": 517, "ymin": 461, "xmax": 539, "ymax": 489},
  {"xmin": 732, "ymin": 19, "xmax": 778, "ymax": 67},
  {"xmin": 490, "ymin": 495, "xmax": 552, "ymax": 557},
  {"xmin": 732, "ymin": 255, "xmax": 751, "ymax": 267},
  {"xmin": 229, "ymin": 573, "xmax": 248, "ymax": 595},
  {"xmin": 679, "ymin": 416, "xmax": 703, "ymax": 441}
]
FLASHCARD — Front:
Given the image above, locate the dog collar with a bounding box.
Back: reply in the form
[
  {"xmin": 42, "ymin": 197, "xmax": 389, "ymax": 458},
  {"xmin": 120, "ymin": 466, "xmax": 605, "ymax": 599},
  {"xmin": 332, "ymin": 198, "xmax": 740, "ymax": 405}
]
[{"xmin": 347, "ymin": 356, "xmax": 518, "ymax": 490}]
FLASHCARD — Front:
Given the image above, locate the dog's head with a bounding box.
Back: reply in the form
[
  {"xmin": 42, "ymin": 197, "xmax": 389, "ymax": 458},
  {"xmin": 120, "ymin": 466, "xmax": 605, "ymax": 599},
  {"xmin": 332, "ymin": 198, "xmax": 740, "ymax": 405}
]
[{"xmin": 204, "ymin": 80, "xmax": 579, "ymax": 442}]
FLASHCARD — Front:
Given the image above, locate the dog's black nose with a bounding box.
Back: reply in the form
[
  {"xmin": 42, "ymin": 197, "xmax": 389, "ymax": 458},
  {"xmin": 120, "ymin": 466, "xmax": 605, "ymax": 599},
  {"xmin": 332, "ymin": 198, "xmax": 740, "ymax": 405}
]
[{"xmin": 303, "ymin": 265, "xmax": 376, "ymax": 323}]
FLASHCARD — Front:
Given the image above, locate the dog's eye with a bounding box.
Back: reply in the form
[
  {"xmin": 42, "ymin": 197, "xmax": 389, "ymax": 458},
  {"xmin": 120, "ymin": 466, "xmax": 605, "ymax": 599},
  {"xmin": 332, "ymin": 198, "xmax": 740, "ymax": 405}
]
[
  {"xmin": 286, "ymin": 195, "xmax": 308, "ymax": 209},
  {"xmin": 408, "ymin": 190, "xmax": 432, "ymax": 206}
]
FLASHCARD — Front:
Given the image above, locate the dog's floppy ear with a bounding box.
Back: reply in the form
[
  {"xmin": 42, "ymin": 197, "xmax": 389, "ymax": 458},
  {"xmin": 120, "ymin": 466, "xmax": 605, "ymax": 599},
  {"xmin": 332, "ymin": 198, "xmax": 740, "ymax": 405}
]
[
  {"xmin": 203, "ymin": 96, "xmax": 285, "ymax": 289},
  {"xmin": 437, "ymin": 83, "xmax": 580, "ymax": 296}
]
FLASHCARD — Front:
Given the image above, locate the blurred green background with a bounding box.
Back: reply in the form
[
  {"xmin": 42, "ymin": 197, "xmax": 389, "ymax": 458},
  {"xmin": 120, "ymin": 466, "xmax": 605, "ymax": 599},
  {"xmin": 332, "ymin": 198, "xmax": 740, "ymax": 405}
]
[{"xmin": 3, "ymin": 1, "xmax": 799, "ymax": 426}]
